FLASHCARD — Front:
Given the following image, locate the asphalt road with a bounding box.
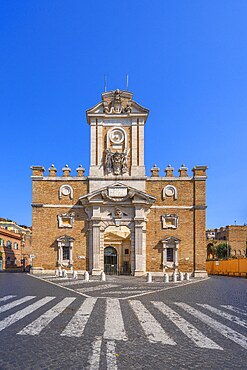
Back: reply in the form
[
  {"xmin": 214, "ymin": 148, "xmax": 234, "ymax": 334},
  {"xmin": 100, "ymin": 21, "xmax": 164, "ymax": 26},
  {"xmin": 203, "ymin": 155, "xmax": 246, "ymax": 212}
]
[{"xmin": 0, "ymin": 273, "xmax": 247, "ymax": 370}]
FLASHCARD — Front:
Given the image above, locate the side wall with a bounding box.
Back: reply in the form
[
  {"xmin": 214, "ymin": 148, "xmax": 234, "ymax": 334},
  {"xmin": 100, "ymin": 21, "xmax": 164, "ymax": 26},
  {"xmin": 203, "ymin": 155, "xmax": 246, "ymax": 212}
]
[
  {"xmin": 31, "ymin": 178, "xmax": 89, "ymax": 272},
  {"xmin": 146, "ymin": 174, "xmax": 207, "ymax": 274}
]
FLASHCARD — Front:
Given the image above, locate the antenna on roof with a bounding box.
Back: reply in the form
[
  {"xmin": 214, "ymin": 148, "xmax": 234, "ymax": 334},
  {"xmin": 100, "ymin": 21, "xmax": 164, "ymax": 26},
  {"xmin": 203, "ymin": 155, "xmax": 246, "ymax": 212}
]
[
  {"xmin": 126, "ymin": 74, "xmax": 129, "ymax": 91},
  {"xmin": 104, "ymin": 74, "xmax": 107, "ymax": 92}
]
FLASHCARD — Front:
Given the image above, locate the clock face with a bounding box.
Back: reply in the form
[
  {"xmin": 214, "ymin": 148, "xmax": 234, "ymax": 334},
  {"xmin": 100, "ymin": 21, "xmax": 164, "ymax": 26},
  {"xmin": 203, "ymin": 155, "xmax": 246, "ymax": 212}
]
[{"xmin": 110, "ymin": 128, "xmax": 124, "ymax": 144}]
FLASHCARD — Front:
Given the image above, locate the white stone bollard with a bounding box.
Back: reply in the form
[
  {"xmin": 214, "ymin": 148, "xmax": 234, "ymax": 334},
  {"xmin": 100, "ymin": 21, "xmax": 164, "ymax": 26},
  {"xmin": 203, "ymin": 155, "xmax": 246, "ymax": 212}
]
[
  {"xmin": 84, "ymin": 271, "xmax": 89, "ymax": 282},
  {"xmin": 73, "ymin": 270, "xmax": 78, "ymax": 279},
  {"xmin": 58, "ymin": 268, "xmax": 63, "ymax": 277},
  {"xmin": 179, "ymin": 272, "xmax": 184, "ymax": 281},
  {"xmin": 164, "ymin": 273, "xmax": 169, "ymax": 283},
  {"xmin": 173, "ymin": 272, "xmax": 177, "ymax": 282},
  {"xmin": 101, "ymin": 272, "xmax": 106, "ymax": 282},
  {"xmin": 185, "ymin": 272, "xmax": 190, "ymax": 281},
  {"xmin": 62, "ymin": 269, "xmax": 67, "ymax": 278},
  {"xmin": 146, "ymin": 272, "xmax": 152, "ymax": 283},
  {"xmin": 55, "ymin": 269, "xmax": 59, "ymax": 277}
]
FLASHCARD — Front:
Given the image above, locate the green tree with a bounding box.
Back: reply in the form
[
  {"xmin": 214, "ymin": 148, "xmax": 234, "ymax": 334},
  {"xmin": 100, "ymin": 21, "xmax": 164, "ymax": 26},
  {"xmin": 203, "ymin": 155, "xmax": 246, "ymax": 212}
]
[{"xmin": 215, "ymin": 243, "xmax": 230, "ymax": 259}]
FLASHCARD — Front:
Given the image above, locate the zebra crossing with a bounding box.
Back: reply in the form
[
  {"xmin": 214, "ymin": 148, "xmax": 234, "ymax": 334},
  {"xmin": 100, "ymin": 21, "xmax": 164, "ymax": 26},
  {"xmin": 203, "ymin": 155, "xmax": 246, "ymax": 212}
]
[{"xmin": 0, "ymin": 294, "xmax": 247, "ymax": 352}]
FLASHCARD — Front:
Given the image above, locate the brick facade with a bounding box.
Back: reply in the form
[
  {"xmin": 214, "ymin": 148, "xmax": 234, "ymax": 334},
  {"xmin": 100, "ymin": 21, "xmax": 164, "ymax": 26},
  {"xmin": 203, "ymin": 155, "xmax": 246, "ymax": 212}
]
[
  {"xmin": 207, "ymin": 225, "xmax": 247, "ymax": 258},
  {"xmin": 30, "ymin": 90, "xmax": 208, "ymax": 277}
]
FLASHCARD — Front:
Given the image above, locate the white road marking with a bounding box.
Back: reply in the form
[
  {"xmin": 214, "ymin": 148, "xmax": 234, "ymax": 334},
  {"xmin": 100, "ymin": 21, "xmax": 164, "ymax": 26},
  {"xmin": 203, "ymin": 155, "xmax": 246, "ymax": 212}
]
[
  {"xmin": 0, "ymin": 296, "xmax": 55, "ymax": 332},
  {"xmin": 29, "ymin": 273, "xmax": 209, "ymax": 300},
  {"xmin": 103, "ymin": 290, "xmax": 150, "ymax": 295},
  {"xmin": 55, "ymin": 281, "xmax": 84, "ymax": 286},
  {"xmin": 88, "ymin": 336, "xmax": 102, "ymax": 370},
  {"xmin": 0, "ymin": 295, "xmax": 16, "ymax": 303},
  {"xmin": 17, "ymin": 297, "xmax": 76, "ymax": 335},
  {"xmin": 77, "ymin": 284, "xmax": 119, "ymax": 293},
  {"xmin": 104, "ymin": 299, "xmax": 127, "ymax": 341},
  {"xmin": 152, "ymin": 301, "xmax": 222, "ymax": 350},
  {"xmin": 129, "ymin": 300, "xmax": 176, "ymax": 345},
  {"xmin": 0, "ymin": 296, "xmax": 35, "ymax": 314},
  {"xmin": 61, "ymin": 297, "xmax": 97, "ymax": 337},
  {"xmin": 27, "ymin": 274, "xmax": 90, "ymax": 298},
  {"xmin": 175, "ymin": 302, "xmax": 247, "ymax": 350},
  {"xmin": 106, "ymin": 340, "xmax": 118, "ymax": 370},
  {"xmin": 221, "ymin": 305, "xmax": 247, "ymax": 317},
  {"xmin": 197, "ymin": 304, "xmax": 247, "ymax": 329}
]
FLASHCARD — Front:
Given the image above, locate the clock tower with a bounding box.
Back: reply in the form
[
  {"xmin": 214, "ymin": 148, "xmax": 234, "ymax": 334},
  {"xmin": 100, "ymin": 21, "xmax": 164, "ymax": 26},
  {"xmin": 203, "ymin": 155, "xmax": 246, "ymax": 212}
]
[{"xmin": 86, "ymin": 89, "xmax": 149, "ymax": 192}]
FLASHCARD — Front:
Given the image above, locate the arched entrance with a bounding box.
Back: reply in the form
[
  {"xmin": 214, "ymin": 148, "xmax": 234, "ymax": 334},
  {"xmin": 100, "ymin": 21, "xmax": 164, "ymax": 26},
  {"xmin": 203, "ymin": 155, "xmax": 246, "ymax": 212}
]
[
  {"xmin": 104, "ymin": 225, "xmax": 131, "ymax": 275},
  {"xmin": 104, "ymin": 246, "xmax": 118, "ymax": 275}
]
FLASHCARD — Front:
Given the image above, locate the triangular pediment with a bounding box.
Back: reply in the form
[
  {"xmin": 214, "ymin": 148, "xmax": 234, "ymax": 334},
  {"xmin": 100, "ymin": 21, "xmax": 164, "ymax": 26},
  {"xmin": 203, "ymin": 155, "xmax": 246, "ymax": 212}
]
[
  {"xmin": 161, "ymin": 236, "xmax": 181, "ymax": 244},
  {"xmin": 79, "ymin": 182, "xmax": 156, "ymax": 205},
  {"xmin": 56, "ymin": 235, "xmax": 75, "ymax": 243}
]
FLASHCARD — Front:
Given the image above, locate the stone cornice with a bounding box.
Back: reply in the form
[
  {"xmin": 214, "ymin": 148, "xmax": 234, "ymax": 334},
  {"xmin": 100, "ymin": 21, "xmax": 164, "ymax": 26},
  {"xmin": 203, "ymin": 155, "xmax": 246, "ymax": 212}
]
[{"xmin": 151, "ymin": 205, "xmax": 207, "ymax": 210}]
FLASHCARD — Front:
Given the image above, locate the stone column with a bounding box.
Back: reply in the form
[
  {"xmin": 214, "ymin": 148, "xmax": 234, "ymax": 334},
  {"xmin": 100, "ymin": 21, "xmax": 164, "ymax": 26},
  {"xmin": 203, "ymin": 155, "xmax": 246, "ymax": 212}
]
[
  {"xmin": 69, "ymin": 241, "xmax": 74, "ymax": 266},
  {"xmin": 131, "ymin": 119, "xmax": 138, "ymax": 174},
  {"xmin": 87, "ymin": 224, "xmax": 93, "ymax": 273},
  {"xmin": 92, "ymin": 222, "xmax": 101, "ymax": 275},
  {"xmin": 97, "ymin": 122, "xmax": 103, "ymax": 169},
  {"xmin": 131, "ymin": 228, "xmax": 135, "ymax": 274},
  {"xmin": 57, "ymin": 242, "xmax": 62, "ymax": 265},
  {"xmin": 134, "ymin": 221, "xmax": 145, "ymax": 276},
  {"xmin": 174, "ymin": 242, "xmax": 179, "ymax": 273},
  {"xmin": 138, "ymin": 119, "xmax": 145, "ymax": 167},
  {"xmin": 90, "ymin": 119, "xmax": 97, "ymax": 175},
  {"xmin": 162, "ymin": 245, "xmax": 167, "ymax": 272}
]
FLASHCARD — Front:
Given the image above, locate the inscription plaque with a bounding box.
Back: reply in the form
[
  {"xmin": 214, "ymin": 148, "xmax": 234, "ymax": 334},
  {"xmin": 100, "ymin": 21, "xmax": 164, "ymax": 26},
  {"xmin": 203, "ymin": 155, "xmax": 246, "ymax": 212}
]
[{"xmin": 108, "ymin": 187, "xmax": 128, "ymax": 198}]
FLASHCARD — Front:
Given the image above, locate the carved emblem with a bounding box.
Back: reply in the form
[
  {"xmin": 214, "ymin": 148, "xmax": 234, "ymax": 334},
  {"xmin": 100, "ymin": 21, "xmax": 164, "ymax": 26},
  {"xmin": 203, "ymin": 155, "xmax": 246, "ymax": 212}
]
[
  {"xmin": 103, "ymin": 89, "xmax": 132, "ymax": 114},
  {"xmin": 104, "ymin": 149, "xmax": 128, "ymax": 175},
  {"xmin": 115, "ymin": 208, "xmax": 122, "ymax": 218}
]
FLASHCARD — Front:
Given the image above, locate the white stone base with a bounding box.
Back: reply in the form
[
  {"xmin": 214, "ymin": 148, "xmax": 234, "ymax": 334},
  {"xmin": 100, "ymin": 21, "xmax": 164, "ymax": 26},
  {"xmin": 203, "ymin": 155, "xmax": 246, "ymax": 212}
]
[
  {"xmin": 193, "ymin": 270, "xmax": 208, "ymax": 278},
  {"xmin": 134, "ymin": 270, "xmax": 146, "ymax": 277},
  {"xmin": 146, "ymin": 271, "xmax": 164, "ymax": 277},
  {"xmin": 30, "ymin": 267, "xmax": 44, "ymax": 274},
  {"xmin": 91, "ymin": 269, "xmax": 103, "ymax": 276}
]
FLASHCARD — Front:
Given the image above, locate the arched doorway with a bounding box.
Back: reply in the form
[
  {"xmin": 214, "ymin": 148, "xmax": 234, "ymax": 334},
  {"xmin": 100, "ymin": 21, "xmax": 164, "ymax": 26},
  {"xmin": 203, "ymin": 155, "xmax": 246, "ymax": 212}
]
[
  {"xmin": 104, "ymin": 225, "xmax": 131, "ymax": 275},
  {"xmin": 104, "ymin": 246, "xmax": 118, "ymax": 275}
]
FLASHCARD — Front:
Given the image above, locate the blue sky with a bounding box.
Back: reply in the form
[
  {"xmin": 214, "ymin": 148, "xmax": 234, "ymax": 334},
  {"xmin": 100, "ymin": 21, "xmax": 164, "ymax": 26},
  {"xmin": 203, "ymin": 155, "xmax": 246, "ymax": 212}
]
[{"xmin": 0, "ymin": 0, "xmax": 246, "ymax": 228}]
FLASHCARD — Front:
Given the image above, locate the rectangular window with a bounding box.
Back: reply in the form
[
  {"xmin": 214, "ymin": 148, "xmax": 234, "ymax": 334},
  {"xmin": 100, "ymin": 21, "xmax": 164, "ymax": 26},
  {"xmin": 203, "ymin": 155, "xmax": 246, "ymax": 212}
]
[
  {"xmin": 14, "ymin": 243, "xmax": 18, "ymax": 250},
  {"xmin": 167, "ymin": 248, "xmax": 174, "ymax": 262},
  {"xmin": 0, "ymin": 239, "xmax": 4, "ymax": 246},
  {"xmin": 62, "ymin": 246, "xmax": 70, "ymax": 260},
  {"xmin": 124, "ymin": 249, "xmax": 129, "ymax": 255}
]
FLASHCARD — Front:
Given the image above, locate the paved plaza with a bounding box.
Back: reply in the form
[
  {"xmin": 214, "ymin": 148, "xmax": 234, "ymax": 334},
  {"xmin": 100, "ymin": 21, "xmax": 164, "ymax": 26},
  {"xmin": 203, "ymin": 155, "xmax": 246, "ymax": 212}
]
[{"xmin": 0, "ymin": 273, "xmax": 247, "ymax": 369}]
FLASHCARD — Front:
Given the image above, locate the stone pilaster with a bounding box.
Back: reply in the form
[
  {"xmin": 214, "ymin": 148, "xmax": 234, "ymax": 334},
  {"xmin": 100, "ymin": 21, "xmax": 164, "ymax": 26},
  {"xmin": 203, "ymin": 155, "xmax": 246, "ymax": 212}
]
[
  {"xmin": 134, "ymin": 214, "xmax": 146, "ymax": 276},
  {"xmin": 90, "ymin": 119, "xmax": 97, "ymax": 175},
  {"xmin": 92, "ymin": 221, "xmax": 101, "ymax": 275}
]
